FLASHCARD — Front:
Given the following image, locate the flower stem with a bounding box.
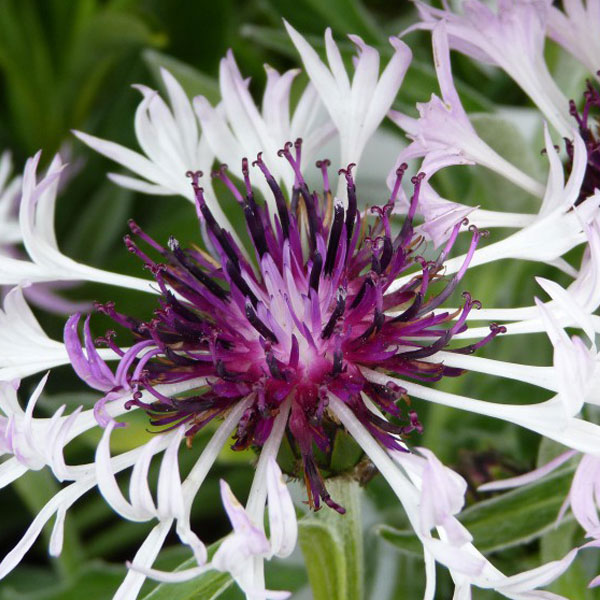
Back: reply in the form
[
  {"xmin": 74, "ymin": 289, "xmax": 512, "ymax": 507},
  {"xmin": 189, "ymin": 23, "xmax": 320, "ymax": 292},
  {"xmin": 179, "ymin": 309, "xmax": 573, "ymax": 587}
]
[{"xmin": 298, "ymin": 476, "xmax": 364, "ymax": 600}]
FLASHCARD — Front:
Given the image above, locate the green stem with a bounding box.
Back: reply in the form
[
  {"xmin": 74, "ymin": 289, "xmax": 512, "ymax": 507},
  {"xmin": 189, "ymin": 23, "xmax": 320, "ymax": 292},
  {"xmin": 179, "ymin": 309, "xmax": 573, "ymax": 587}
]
[{"xmin": 298, "ymin": 476, "xmax": 364, "ymax": 600}]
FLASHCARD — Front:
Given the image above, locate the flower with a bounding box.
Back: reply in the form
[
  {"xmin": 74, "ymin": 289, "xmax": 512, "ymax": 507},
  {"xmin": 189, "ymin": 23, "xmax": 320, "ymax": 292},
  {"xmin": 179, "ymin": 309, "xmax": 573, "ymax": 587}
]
[
  {"xmin": 547, "ymin": 0, "xmax": 600, "ymax": 81},
  {"xmin": 284, "ymin": 21, "xmax": 412, "ymax": 179},
  {"xmin": 1, "ymin": 21, "xmax": 600, "ymax": 600},
  {"xmin": 477, "ymin": 282, "xmax": 600, "ymax": 587},
  {"xmin": 389, "ymin": 22, "xmax": 546, "ymax": 199},
  {"xmin": 412, "ymin": 0, "xmax": 572, "ymax": 137},
  {"xmin": 64, "ymin": 147, "xmax": 497, "ymax": 514},
  {"xmin": 0, "ymin": 151, "xmax": 90, "ymax": 314}
]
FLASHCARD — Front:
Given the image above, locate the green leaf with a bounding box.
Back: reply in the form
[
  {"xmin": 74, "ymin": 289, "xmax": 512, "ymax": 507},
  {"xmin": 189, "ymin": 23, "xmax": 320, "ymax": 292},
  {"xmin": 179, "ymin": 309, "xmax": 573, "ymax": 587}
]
[
  {"xmin": 298, "ymin": 477, "xmax": 364, "ymax": 600},
  {"xmin": 376, "ymin": 465, "xmax": 575, "ymax": 556},
  {"xmin": 373, "ymin": 526, "xmax": 423, "ymax": 559},
  {"xmin": 0, "ymin": 561, "xmax": 126, "ymax": 600},
  {"xmin": 263, "ymin": 0, "xmax": 383, "ymax": 44},
  {"xmin": 467, "ymin": 113, "xmax": 545, "ymax": 210},
  {"xmin": 142, "ymin": 569, "xmax": 232, "ymax": 600},
  {"xmin": 141, "ymin": 541, "xmax": 233, "ymax": 600},
  {"xmin": 143, "ymin": 49, "xmax": 220, "ymax": 104}
]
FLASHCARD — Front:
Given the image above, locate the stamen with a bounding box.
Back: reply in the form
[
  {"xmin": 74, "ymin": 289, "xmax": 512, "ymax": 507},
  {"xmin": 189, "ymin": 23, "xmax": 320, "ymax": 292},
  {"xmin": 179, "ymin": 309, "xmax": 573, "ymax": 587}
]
[
  {"xmin": 340, "ymin": 163, "xmax": 357, "ymax": 247},
  {"xmin": 321, "ymin": 289, "xmax": 346, "ymax": 339},
  {"xmin": 324, "ymin": 199, "xmax": 345, "ymax": 276},
  {"xmin": 253, "ymin": 152, "xmax": 290, "ymax": 238},
  {"xmin": 390, "ymin": 163, "xmax": 408, "ymax": 204},
  {"xmin": 245, "ymin": 302, "xmax": 279, "ymax": 343},
  {"xmin": 309, "ymin": 252, "xmax": 323, "ymax": 292}
]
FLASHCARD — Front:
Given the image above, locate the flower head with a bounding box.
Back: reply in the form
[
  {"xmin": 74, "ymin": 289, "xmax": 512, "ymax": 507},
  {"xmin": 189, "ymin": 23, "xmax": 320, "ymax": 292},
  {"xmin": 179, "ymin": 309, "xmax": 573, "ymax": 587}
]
[{"xmin": 66, "ymin": 140, "xmax": 494, "ymax": 513}]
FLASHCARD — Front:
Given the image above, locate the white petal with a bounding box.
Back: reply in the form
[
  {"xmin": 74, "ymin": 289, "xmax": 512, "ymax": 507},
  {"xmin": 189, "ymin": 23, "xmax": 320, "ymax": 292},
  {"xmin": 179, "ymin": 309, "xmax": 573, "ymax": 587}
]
[{"xmin": 266, "ymin": 458, "xmax": 297, "ymax": 558}]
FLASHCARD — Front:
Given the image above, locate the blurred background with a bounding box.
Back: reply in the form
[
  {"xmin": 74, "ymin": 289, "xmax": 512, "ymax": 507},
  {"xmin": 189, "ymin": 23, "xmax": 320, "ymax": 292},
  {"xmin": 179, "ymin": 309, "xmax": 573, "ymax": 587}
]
[{"xmin": 0, "ymin": 0, "xmax": 597, "ymax": 598}]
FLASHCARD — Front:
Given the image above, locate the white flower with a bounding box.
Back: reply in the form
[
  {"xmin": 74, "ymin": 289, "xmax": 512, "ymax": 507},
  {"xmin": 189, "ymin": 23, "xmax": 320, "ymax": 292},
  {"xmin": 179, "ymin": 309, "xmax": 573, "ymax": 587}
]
[
  {"xmin": 0, "ymin": 151, "xmax": 22, "ymax": 247},
  {"xmin": 284, "ymin": 21, "xmax": 412, "ymax": 184},
  {"xmin": 390, "ymin": 22, "xmax": 545, "ymax": 199},
  {"xmin": 0, "ymin": 153, "xmax": 154, "ymax": 292},
  {"xmin": 1, "ymin": 22, "xmax": 600, "ymax": 600},
  {"xmin": 413, "ymin": 0, "xmax": 572, "ymax": 137},
  {"xmin": 548, "ymin": 0, "xmax": 600, "ymax": 81},
  {"xmin": 194, "ymin": 50, "xmax": 334, "ymax": 208}
]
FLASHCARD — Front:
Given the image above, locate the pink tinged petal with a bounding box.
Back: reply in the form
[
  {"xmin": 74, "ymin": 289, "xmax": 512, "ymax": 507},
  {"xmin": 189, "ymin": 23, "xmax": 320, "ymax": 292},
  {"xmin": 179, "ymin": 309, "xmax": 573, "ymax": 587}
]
[
  {"xmin": 570, "ymin": 454, "xmax": 600, "ymax": 534},
  {"xmin": 219, "ymin": 479, "xmax": 269, "ymax": 555},
  {"xmin": 418, "ymin": 198, "xmax": 477, "ymax": 249},
  {"xmin": 493, "ymin": 549, "xmax": 578, "ymax": 594},
  {"xmin": 432, "ymin": 21, "xmax": 465, "ymax": 120},
  {"xmin": 83, "ymin": 315, "xmax": 117, "ymax": 385},
  {"xmin": 63, "ymin": 314, "xmax": 114, "ymax": 392},
  {"xmin": 479, "ymin": 450, "xmax": 578, "ymax": 492},
  {"xmin": 418, "ymin": 448, "xmax": 469, "ymax": 540},
  {"xmin": 266, "ymin": 458, "xmax": 297, "ymax": 558}
]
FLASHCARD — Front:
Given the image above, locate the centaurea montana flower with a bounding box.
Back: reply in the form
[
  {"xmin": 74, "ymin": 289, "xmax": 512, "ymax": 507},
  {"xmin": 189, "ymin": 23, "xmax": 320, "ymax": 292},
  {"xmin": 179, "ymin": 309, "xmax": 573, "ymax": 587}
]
[
  {"xmin": 1, "ymin": 22, "xmax": 600, "ymax": 600},
  {"xmin": 66, "ymin": 148, "xmax": 494, "ymax": 513}
]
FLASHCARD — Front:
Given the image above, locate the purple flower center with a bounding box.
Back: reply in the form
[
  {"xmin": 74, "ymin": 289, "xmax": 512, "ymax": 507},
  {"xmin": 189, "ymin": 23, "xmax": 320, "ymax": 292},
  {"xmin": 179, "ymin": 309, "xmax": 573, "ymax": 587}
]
[
  {"xmin": 75, "ymin": 139, "xmax": 503, "ymax": 513},
  {"xmin": 568, "ymin": 73, "xmax": 600, "ymax": 203}
]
